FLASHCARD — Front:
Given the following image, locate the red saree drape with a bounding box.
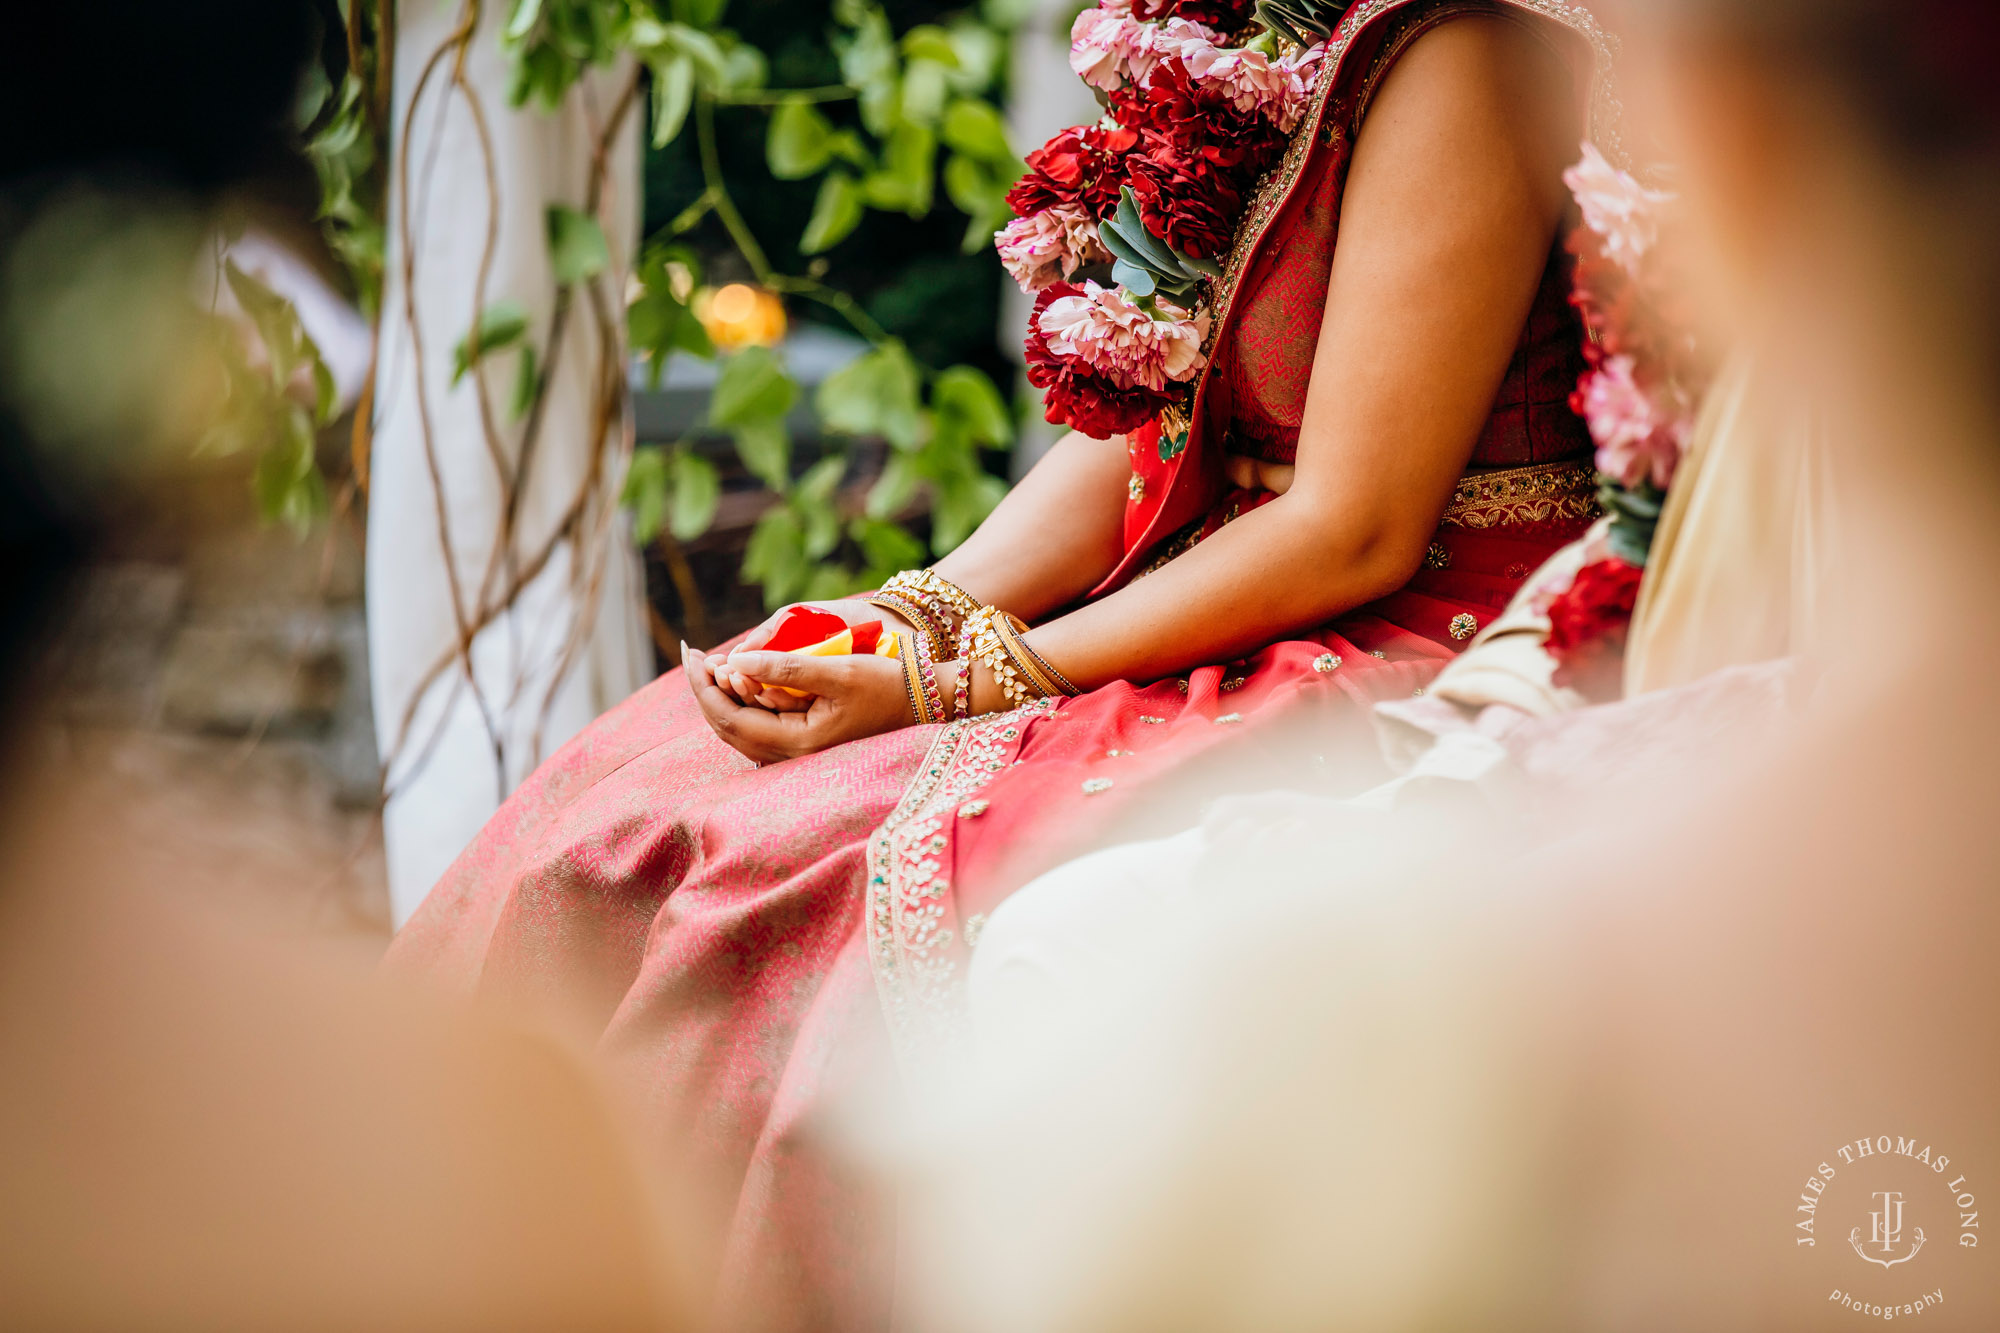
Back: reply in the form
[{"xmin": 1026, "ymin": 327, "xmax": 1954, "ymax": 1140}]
[{"xmin": 386, "ymin": 2, "xmax": 1622, "ymax": 1327}]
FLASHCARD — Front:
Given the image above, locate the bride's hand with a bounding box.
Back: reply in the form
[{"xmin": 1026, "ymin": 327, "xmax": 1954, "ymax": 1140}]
[
  {"xmin": 684, "ymin": 645, "xmax": 915, "ymax": 763},
  {"xmin": 710, "ymin": 598, "xmax": 916, "ymax": 711}
]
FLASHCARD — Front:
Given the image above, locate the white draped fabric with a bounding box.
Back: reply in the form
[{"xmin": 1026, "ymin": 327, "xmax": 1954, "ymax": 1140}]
[{"xmin": 369, "ymin": 0, "xmax": 651, "ymax": 923}]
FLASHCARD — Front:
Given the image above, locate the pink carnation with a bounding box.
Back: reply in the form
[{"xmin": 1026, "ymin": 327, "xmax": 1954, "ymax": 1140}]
[
  {"xmin": 1035, "ymin": 280, "xmax": 1208, "ymax": 392},
  {"xmin": 1563, "ymin": 141, "xmax": 1673, "ymax": 275},
  {"xmin": 1069, "ymin": 10, "xmax": 1222, "ymax": 92},
  {"xmin": 995, "ymin": 206, "xmax": 1113, "ymax": 294},
  {"xmin": 1269, "ymin": 42, "xmax": 1327, "ymax": 133},
  {"xmin": 1575, "ymin": 354, "xmax": 1684, "ymax": 490}
]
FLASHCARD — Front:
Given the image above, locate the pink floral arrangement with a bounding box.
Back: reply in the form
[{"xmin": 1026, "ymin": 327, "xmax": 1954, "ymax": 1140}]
[
  {"xmin": 999, "ymin": 0, "xmax": 1329, "ymax": 437},
  {"xmin": 1544, "ymin": 142, "xmax": 1710, "ymax": 700}
]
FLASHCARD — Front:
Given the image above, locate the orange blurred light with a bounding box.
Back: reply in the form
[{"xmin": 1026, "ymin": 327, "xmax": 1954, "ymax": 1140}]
[{"xmin": 695, "ymin": 283, "xmax": 786, "ymax": 351}]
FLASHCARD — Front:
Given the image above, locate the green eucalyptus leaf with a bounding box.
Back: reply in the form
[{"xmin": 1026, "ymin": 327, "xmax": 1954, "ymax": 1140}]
[
  {"xmin": 651, "ymin": 54, "xmax": 695, "ymax": 147},
  {"xmin": 1111, "ymin": 259, "xmax": 1155, "ymax": 297},
  {"xmin": 800, "ymin": 172, "xmax": 865, "ymax": 254},
  {"xmin": 546, "ymin": 205, "xmax": 610, "ymax": 284}
]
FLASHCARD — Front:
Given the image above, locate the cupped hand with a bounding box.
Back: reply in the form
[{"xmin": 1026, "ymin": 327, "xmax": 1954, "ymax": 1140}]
[
  {"xmin": 686, "ymin": 644, "xmax": 916, "ymax": 763},
  {"xmin": 711, "ymin": 598, "xmax": 915, "ymax": 711}
]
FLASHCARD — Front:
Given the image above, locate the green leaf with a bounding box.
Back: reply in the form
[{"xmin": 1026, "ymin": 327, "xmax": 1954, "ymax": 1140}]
[
  {"xmin": 670, "ymin": 0, "xmax": 728, "ymax": 28},
  {"xmin": 767, "ymin": 99, "xmax": 836, "ymax": 179},
  {"xmin": 629, "ymin": 244, "xmax": 712, "ymax": 386},
  {"xmin": 866, "ymin": 453, "xmax": 919, "ymax": 518},
  {"xmin": 720, "ymin": 40, "xmax": 768, "ymax": 93},
  {"xmin": 930, "ymin": 470, "xmax": 1006, "ymax": 553},
  {"xmin": 546, "ymin": 205, "xmax": 610, "ymax": 284},
  {"xmin": 941, "ymin": 98, "xmax": 1010, "ymax": 162},
  {"xmin": 509, "ymin": 344, "xmax": 540, "ymax": 422},
  {"xmin": 743, "ymin": 505, "xmax": 808, "ymax": 608},
  {"xmin": 849, "ymin": 516, "xmax": 925, "ymax": 578},
  {"xmin": 451, "ymin": 300, "xmax": 530, "ymax": 384},
  {"xmin": 731, "ymin": 417, "xmax": 791, "ymax": 489},
  {"xmin": 504, "ymin": 0, "xmax": 545, "ymax": 43},
  {"xmin": 651, "ymin": 54, "xmax": 694, "ymax": 147},
  {"xmin": 900, "ymin": 25, "xmax": 961, "ymax": 67},
  {"xmin": 668, "ymin": 447, "xmax": 721, "ymax": 540},
  {"xmin": 800, "ymin": 173, "xmax": 865, "ymax": 254},
  {"xmin": 816, "ymin": 342, "xmax": 923, "ymax": 449},
  {"xmin": 311, "ymin": 357, "xmax": 338, "ymax": 426},
  {"xmin": 662, "ymin": 23, "xmax": 728, "ymax": 84},
  {"xmin": 862, "ymin": 121, "xmax": 936, "ymax": 216},
  {"xmin": 899, "ymin": 59, "xmax": 951, "ymax": 126},
  {"xmin": 803, "ymin": 565, "xmax": 859, "ymax": 602},
  {"xmin": 796, "ymin": 453, "xmax": 847, "ymax": 506},
  {"xmin": 932, "ymin": 365, "xmax": 1012, "ymax": 448},
  {"xmin": 623, "ymin": 444, "xmax": 670, "ymax": 544},
  {"xmin": 709, "ymin": 345, "xmax": 798, "ymax": 426}
]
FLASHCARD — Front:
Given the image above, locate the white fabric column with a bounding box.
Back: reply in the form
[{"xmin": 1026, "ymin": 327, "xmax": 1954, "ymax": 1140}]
[{"xmin": 369, "ymin": 0, "xmax": 651, "ymax": 924}]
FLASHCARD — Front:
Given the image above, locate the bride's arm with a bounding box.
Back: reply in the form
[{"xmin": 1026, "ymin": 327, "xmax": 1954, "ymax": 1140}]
[{"xmin": 1020, "ymin": 14, "xmax": 1581, "ymax": 689}]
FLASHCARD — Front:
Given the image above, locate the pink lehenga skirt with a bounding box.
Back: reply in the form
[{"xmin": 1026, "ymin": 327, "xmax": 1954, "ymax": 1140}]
[{"xmin": 385, "ymin": 467, "xmax": 1595, "ymax": 1330}]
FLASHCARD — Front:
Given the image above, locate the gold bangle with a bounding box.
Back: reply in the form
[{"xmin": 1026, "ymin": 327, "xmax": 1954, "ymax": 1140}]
[
  {"xmin": 881, "ymin": 569, "xmax": 981, "ymax": 629},
  {"xmin": 993, "ymin": 615, "xmax": 1078, "ymax": 698},
  {"xmin": 896, "ymin": 634, "xmax": 928, "ymax": 724},
  {"xmin": 959, "ymin": 605, "xmax": 1045, "ymax": 710},
  {"xmin": 864, "ymin": 591, "xmax": 951, "ymax": 662}
]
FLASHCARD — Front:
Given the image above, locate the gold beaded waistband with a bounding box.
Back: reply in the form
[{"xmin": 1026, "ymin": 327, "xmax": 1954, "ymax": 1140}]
[{"xmin": 1437, "ymin": 460, "xmax": 1599, "ymax": 530}]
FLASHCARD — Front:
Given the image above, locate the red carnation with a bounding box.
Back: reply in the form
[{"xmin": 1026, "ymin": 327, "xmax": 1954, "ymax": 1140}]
[
  {"xmin": 1545, "ymin": 557, "xmax": 1645, "ymax": 702},
  {"xmin": 1109, "ymin": 59, "xmax": 1286, "ymax": 171},
  {"xmin": 1007, "ymin": 122, "xmax": 1139, "ymax": 219},
  {"xmin": 1131, "ymin": 0, "xmax": 1256, "ymax": 31},
  {"xmin": 1125, "ymin": 137, "xmax": 1248, "ymax": 260},
  {"xmin": 1023, "ymin": 283, "xmax": 1178, "ymax": 438}
]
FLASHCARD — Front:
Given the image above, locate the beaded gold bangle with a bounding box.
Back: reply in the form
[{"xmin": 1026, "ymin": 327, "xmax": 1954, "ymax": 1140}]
[
  {"xmin": 880, "ymin": 569, "xmax": 981, "ymax": 631},
  {"xmin": 912, "ymin": 631, "xmax": 946, "ymax": 724},
  {"xmin": 864, "ymin": 591, "xmax": 951, "ymax": 663},
  {"xmin": 896, "ymin": 635, "xmax": 928, "ymax": 724},
  {"xmin": 992, "ymin": 614, "xmax": 1079, "ymax": 698},
  {"xmin": 949, "ymin": 659, "xmax": 971, "ymax": 721},
  {"xmin": 959, "ymin": 605, "xmax": 1045, "ymax": 710}
]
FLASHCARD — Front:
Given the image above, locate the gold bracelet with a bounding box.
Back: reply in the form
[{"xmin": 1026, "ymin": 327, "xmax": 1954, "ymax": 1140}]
[
  {"xmin": 896, "ymin": 634, "xmax": 928, "ymax": 724},
  {"xmin": 993, "ymin": 615, "xmax": 1079, "ymax": 698},
  {"xmin": 881, "ymin": 569, "xmax": 981, "ymax": 631},
  {"xmin": 959, "ymin": 605, "xmax": 1045, "ymax": 710},
  {"xmin": 864, "ymin": 591, "xmax": 951, "ymax": 662}
]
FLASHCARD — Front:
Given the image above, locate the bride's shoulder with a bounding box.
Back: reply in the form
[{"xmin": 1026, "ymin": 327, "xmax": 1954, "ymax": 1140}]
[{"xmin": 1354, "ymin": 3, "xmax": 1582, "ymax": 158}]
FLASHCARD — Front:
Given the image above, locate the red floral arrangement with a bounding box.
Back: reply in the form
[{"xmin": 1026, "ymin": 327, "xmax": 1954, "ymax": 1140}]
[
  {"xmin": 1544, "ymin": 556, "xmax": 1644, "ymax": 701},
  {"xmin": 1542, "ymin": 144, "xmax": 1708, "ymax": 701},
  {"xmin": 994, "ymin": 0, "xmax": 1327, "ymax": 437}
]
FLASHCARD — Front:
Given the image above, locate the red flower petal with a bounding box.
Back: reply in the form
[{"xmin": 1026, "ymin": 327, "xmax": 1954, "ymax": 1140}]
[{"xmin": 766, "ymin": 606, "xmax": 851, "ymax": 652}]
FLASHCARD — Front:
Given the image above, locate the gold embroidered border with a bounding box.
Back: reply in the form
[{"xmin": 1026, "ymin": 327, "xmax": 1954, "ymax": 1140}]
[
  {"xmin": 865, "ymin": 699, "xmax": 1059, "ymax": 1066},
  {"xmin": 1438, "ymin": 459, "xmax": 1599, "ymax": 529}
]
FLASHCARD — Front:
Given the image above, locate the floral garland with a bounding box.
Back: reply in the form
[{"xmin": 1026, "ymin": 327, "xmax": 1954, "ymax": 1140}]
[
  {"xmin": 1543, "ymin": 143, "xmax": 1708, "ymax": 701},
  {"xmin": 994, "ymin": 0, "xmax": 1329, "ymax": 436}
]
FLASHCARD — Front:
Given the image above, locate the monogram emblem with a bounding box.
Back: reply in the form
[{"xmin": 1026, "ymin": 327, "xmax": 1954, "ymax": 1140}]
[{"xmin": 1851, "ymin": 1191, "xmax": 1927, "ymax": 1269}]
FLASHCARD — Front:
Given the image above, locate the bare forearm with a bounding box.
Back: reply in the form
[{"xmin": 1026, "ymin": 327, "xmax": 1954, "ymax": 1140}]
[
  {"xmin": 929, "ymin": 430, "xmax": 1130, "ymax": 622},
  {"xmin": 1024, "ymin": 491, "xmax": 1429, "ymax": 688}
]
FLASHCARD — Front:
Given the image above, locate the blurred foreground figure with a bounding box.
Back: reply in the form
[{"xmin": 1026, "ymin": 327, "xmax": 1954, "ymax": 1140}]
[
  {"xmin": 0, "ymin": 8, "xmax": 675, "ymax": 1329},
  {"xmin": 892, "ymin": 2, "xmax": 2000, "ymax": 1328}
]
